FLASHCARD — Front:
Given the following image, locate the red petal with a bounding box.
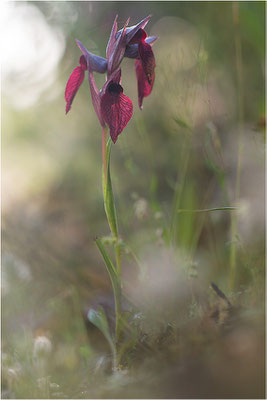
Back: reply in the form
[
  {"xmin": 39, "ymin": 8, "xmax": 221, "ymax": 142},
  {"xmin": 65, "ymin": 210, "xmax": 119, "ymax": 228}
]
[
  {"xmin": 65, "ymin": 56, "xmax": 87, "ymax": 114},
  {"xmin": 138, "ymin": 41, "xmax": 155, "ymax": 86},
  {"xmin": 100, "ymin": 84, "xmax": 133, "ymax": 143},
  {"xmin": 135, "ymin": 59, "xmax": 154, "ymax": 109},
  {"xmin": 128, "ymin": 28, "xmax": 147, "ymax": 44},
  {"xmin": 79, "ymin": 55, "xmax": 87, "ymax": 70},
  {"xmin": 88, "ymin": 67, "xmax": 104, "ymax": 127}
]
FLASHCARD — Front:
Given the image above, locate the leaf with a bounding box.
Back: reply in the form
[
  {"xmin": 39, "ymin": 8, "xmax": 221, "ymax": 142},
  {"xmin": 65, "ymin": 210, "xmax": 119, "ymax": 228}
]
[
  {"xmin": 87, "ymin": 307, "xmax": 115, "ymax": 355},
  {"xmin": 95, "ymin": 238, "xmax": 122, "ymax": 343},
  {"xmin": 95, "ymin": 238, "xmax": 119, "ymax": 295},
  {"xmin": 103, "ymin": 139, "xmax": 118, "ymax": 237}
]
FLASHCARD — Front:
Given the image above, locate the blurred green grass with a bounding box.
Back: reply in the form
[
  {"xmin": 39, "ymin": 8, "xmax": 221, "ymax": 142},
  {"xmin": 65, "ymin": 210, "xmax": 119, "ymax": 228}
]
[{"xmin": 2, "ymin": 1, "xmax": 265, "ymax": 398}]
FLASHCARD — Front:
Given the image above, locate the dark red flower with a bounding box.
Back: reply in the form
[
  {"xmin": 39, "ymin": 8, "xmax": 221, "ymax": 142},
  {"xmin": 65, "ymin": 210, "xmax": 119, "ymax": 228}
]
[
  {"xmin": 65, "ymin": 55, "xmax": 87, "ymax": 114},
  {"xmin": 65, "ymin": 16, "xmax": 157, "ymax": 143}
]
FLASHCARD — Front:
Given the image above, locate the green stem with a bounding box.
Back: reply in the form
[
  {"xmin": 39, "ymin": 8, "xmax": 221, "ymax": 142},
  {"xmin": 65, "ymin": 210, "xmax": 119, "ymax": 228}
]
[
  {"xmin": 170, "ymin": 131, "xmax": 192, "ymax": 246},
  {"xmin": 115, "ymin": 245, "xmax": 121, "ymax": 279},
  {"xmin": 178, "ymin": 206, "xmax": 237, "ymax": 213},
  {"xmin": 102, "ymin": 126, "xmax": 107, "ymax": 184},
  {"xmin": 114, "ymin": 277, "xmax": 122, "ymax": 350},
  {"xmin": 229, "ymin": 2, "xmax": 244, "ymax": 290},
  {"xmin": 101, "ymin": 129, "xmax": 122, "ymax": 360}
]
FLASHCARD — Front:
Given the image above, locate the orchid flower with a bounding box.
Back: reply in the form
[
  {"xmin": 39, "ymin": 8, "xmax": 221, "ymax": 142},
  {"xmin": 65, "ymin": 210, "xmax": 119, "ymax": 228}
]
[
  {"xmin": 65, "ymin": 16, "xmax": 157, "ymax": 142},
  {"xmin": 64, "ymin": 17, "xmax": 157, "ymax": 365}
]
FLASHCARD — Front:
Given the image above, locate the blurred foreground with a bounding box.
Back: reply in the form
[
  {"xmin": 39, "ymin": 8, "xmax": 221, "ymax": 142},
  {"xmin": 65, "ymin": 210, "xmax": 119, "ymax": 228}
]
[{"xmin": 2, "ymin": 2, "xmax": 265, "ymax": 399}]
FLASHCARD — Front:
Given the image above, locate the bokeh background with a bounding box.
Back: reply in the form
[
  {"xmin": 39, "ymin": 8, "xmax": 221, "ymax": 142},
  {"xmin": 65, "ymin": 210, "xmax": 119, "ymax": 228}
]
[{"xmin": 2, "ymin": 1, "xmax": 265, "ymax": 399}]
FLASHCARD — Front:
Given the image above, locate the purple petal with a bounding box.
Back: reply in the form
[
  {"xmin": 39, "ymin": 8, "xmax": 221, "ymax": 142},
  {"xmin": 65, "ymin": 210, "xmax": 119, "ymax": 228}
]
[
  {"xmin": 107, "ymin": 18, "xmax": 129, "ymax": 75},
  {"xmin": 86, "ymin": 57, "xmax": 105, "ymax": 127},
  {"xmin": 116, "ymin": 15, "xmax": 151, "ymax": 44},
  {"xmin": 106, "ymin": 15, "xmax": 118, "ymax": 60},
  {"xmin": 76, "ymin": 39, "xmax": 107, "ymax": 73}
]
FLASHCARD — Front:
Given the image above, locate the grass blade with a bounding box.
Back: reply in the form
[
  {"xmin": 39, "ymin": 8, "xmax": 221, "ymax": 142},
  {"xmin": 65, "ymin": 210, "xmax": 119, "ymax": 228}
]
[
  {"xmin": 103, "ymin": 138, "xmax": 118, "ymax": 238},
  {"xmin": 178, "ymin": 207, "xmax": 237, "ymax": 213},
  {"xmin": 173, "ymin": 116, "xmax": 191, "ymax": 130},
  {"xmin": 87, "ymin": 307, "xmax": 115, "ymax": 355},
  {"xmin": 95, "ymin": 238, "xmax": 119, "ymax": 293},
  {"xmin": 95, "ymin": 237, "xmax": 122, "ymax": 347}
]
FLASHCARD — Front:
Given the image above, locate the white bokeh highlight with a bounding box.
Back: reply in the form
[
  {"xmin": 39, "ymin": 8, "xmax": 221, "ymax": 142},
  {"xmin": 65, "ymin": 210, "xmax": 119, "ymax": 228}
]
[{"xmin": 1, "ymin": 2, "xmax": 66, "ymax": 109}]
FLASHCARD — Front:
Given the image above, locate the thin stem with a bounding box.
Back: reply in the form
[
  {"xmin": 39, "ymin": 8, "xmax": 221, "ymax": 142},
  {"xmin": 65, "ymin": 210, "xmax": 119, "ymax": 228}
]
[
  {"xmin": 102, "ymin": 126, "xmax": 107, "ymax": 183},
  {"xmin": 170, "ymin": 131, "xmax": 192, "ymax": 246},
  {"xmin": 101, "ymin": 129, "xmax": 122, "ymax": 356},
  {"xmin": 115, "ymin": 245, "xmax": 121, "ymax": 278},
  {"xmin": 178, "ymin": 207, "xmax": 237, "ymax": 214},
  {"xmin": 114, "ymin": 280, "xmax": 122, "ymax": 351},
  {"xmin": 229, "ymin": 2, "xmax": 244, "ymax": 290},
  {"xmin": 114, "ymin": 227, "xmax": 122, "ymax": 347}
]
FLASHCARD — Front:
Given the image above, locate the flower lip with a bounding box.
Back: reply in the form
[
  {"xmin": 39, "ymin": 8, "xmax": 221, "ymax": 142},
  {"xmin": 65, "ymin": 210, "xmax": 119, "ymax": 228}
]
[
  {"xmin": 108, "ymin": 82, "xmax": 123, "ymax": 94},
  {"xmin": 101, "ymin": 68, "xmax": 122, "ymax": 94},
  {"xmin": 100, "ymin": 81, "xmax": 133, "ymax": 143}
]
